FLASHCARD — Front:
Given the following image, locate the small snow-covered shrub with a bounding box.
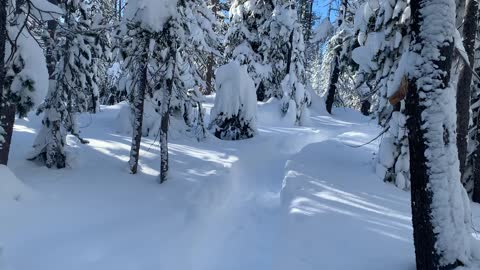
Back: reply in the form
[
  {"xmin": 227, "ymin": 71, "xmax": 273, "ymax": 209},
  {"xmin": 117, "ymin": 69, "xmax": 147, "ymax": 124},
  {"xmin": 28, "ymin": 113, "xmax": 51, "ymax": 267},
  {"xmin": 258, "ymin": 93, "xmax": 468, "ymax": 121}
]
[{"xmin": 209, "ymin": 62, "xmax": 257, "ymax": 140}]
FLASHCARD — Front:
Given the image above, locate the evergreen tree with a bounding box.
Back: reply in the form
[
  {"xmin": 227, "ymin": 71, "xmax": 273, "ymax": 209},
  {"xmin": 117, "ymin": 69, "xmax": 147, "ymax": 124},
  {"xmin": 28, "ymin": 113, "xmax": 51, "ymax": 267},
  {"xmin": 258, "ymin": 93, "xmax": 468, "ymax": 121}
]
[
  {"xmin": 406, "ymin": 0, "xmax": 473, "ymax": 267},
  {"xmin": 225, "ymin": 0, "xmax": 274, "ymax": 101},
  {"xmin": 122, "ymin": 0, "xmax": 218, "ymax": 182},
  {"xmin": 209, "ymin": 61, "xmax": 257, "ymax": 140},
  {"xmin": 29, "ymin": 0, "xmax": 108, "ymax": 168},
  {"xmin": 322, "ymin": 0, "xmax": 360, "ymax": 114},
  {"xmin": 0, "ymin": 0, "xmax": 59, "ymax": 165},
  {"xmin": 263, "ymin": 0, "xmax": 310, "ymax": 124},
  {"xmin": 352, "ymin": 0, "xmax": 412, "ymax": 189}
]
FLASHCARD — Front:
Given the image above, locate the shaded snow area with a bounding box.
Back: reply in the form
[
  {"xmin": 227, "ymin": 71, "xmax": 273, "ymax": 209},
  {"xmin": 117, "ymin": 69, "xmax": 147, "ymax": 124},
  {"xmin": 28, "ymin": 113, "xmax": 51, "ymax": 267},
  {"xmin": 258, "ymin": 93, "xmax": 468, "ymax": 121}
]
[{"xmin": 2, "ymin": 96, "xmax": 480, "ymax": 270}]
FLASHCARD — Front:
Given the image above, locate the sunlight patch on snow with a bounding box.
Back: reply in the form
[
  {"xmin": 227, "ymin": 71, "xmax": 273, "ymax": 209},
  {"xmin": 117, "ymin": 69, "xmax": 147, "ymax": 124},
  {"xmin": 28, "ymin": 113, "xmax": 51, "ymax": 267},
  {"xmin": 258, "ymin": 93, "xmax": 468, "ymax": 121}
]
[
  {"xmin": 13, "ymin": 125, "xmax": 36, "ymax": 134},
  {"xmin": 169, "ymin": 144, "xmax": 238, "ymax": 168}
]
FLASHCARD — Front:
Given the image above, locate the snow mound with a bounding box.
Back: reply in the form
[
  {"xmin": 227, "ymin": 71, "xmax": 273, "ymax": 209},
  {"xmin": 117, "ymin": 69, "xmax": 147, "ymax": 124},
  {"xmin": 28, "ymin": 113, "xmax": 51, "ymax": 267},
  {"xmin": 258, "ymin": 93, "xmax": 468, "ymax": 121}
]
[
  {"xmin": 0, "ymin": 165, "xmax": 35, "ymax": 202},
  {"xmin": 124, "ymin": 0, "xmax": 178, "ymax": 32}
]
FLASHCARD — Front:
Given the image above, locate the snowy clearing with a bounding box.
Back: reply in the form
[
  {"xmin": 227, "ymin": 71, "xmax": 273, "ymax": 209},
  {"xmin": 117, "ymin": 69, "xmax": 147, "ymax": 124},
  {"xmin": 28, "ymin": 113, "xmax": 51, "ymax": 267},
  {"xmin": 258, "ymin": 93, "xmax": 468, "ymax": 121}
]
[{"xmin": 1, "ymin": 96, "xmax": 479, "ymax": 270}]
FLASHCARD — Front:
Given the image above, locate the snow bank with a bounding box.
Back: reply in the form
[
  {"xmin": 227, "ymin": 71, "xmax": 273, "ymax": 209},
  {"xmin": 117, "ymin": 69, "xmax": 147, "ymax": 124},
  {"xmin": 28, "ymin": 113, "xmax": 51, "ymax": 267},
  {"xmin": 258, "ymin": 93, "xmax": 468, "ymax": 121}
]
[
  {"xmin": 115, "ymin": 100, "xmax": 195, "ymax": 140},
  {"xmin": 0, "ymin": 165, "xmax": 35, "ymax": 202},
  {"xmin": 124, "ymin": 0, "xmax": 178, "ymax": 32}
]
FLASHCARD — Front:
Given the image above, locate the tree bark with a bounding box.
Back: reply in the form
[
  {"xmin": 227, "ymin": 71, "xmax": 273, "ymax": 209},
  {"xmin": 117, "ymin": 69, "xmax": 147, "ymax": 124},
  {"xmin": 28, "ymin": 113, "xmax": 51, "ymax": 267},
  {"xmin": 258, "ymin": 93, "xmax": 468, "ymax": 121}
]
[
  {"xmin": 204, "ymin": 0, "xmax": 219, "ymax": 95},
  {"xmin": 325, "ymin": 52, "xmax": 340, "ymax": 114},
  {"xmin": 160, "ymin": 45, "xmax": 177, "ymax": 184},
  {"xmin": 456, "ymin": 0, "xmax": 478, "ymax": 184},
  {"xmin": 0, "ymin": 105, "xmax": 15, "ymax": 166},
  {"xmin": 406, "ymin": 0, "xmax": 465, "ymax": 268},
  {"xmin": 0, "ymin": 0, "xmax": 8, "ymax": 165},
  {"xmin": 128, "ymin": 61, "xmax": 148, "ymax": 174}
]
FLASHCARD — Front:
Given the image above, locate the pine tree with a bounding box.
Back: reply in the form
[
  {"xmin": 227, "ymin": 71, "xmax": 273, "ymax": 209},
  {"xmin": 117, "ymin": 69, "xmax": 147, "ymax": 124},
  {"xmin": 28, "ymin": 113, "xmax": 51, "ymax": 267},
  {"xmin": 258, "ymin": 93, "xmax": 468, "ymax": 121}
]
[
  {"xmin": 322, "ymin": 0, "xmax": 360, "ymax": 114},
  {"xmin": 29, "ymin": 0, "xmax": 108, "ymax": 168},
  {"xmin": 225, "ymin": 0, "xmax": 274, "ymax": 101},
  {"xmin": 122, "ymin": 0, "xmax": 218, "ymax": 182},
  {"xmin": 406, "ymin": 0, "xmax": 473, "ymax": 268},
  {"xmin": 352, "ymin": 0, "xmax": 412, "ymax": 189},
  {"xmin": 263, "ymin": 0, "xmax": 310, "ymax": 124},
  {"xmin": 0, "ymin": 0, "xmax": 58, "ymax": 165}
]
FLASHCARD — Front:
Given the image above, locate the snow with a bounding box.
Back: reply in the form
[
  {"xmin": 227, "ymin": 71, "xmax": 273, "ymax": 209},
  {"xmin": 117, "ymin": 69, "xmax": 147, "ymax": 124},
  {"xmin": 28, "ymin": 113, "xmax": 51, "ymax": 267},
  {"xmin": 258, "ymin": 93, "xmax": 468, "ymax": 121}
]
[
  {"xmin": 124, "ymin": 0, "xmax": 178, "ymax": 32},
  {"xmin": 0, "ymin": 165, "xmax": 35, "ymax": 203},
  {"xmin": 1, "ymin": 95, "xmax": 480, "ymax": 269},
  {"xmin": 312, "ymin": 19, "xmax": 334, "ymax": 43}
]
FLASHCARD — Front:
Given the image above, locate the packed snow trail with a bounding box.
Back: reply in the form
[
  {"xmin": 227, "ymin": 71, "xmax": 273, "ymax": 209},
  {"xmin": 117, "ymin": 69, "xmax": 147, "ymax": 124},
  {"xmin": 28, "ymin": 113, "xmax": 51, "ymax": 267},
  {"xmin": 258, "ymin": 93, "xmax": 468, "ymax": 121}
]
[{"xmin": 0, "ymin": 97, "xmax": 430, "ymax": 269}]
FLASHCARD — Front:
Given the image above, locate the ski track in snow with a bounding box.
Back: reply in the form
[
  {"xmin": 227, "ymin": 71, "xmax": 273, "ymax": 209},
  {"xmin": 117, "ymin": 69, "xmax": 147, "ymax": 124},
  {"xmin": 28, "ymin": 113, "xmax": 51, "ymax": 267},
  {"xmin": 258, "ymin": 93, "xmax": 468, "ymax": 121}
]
[{"xmin": 2, "ymin": 98, "xmax": 472, "ymax": 269}]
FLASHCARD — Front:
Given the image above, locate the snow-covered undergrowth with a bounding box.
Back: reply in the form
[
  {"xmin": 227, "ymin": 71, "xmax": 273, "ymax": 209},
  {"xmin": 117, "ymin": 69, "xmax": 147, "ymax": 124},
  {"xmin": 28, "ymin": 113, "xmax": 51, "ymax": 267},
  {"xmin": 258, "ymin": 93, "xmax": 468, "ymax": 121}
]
[{"xmin": 1, "ymin": 96, "xmax": 480, "ymax": 269}]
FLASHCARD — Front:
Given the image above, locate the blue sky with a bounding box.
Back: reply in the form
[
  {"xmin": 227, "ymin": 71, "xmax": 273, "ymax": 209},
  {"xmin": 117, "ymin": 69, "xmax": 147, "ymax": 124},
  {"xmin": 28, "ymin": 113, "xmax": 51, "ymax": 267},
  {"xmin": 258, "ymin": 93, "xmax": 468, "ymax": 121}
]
[{"xmin": 313, "ymin": 0, "xmax": 338, "ymax": 23}]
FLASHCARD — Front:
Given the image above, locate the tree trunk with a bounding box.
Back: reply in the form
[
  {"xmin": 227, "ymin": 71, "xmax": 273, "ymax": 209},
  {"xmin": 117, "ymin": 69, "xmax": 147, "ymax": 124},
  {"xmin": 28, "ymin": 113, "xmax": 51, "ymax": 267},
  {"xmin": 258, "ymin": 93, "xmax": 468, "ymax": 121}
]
[
  {"xmin": 473, "ymin": 110, "xmax": 480, "ymax": 202},
  {"xmin": 160, "ymin": 46, "xmax": 177, "ymax": 184},
  {"xmin": 0, "ymin": 105, "xmax": 15, "ymax": 165},
  {"xmin": 325, "ymin": 52, "xmax": 340, "ymax": 114},
  {"xmin": 205, "ymin": 55, "xmax": 215, "ymax": 95},
  {"xmin": 118, "ymin": 0, "xmax": 122, "ymax": 21},
  {"xmin": 204, "ymin": 0, "xmax": 219, "ymax": 95},
  {"xmin": 0, "ymin": 0, "xmax": 8, "ymax": 165},
  {"xmin": 406, "ymin": 0, "xmax": 467, "ymax": 268},
  {"xmin": 456, "ymin": 0, "xmax": 478, "ymax": 184},
  {"xmin": 128, "ymin": 61, "xmax": 148, "ymax": 174},
  {"xmin": 325, "ymin": 0, "xmax": 347, "ymax": 114}
]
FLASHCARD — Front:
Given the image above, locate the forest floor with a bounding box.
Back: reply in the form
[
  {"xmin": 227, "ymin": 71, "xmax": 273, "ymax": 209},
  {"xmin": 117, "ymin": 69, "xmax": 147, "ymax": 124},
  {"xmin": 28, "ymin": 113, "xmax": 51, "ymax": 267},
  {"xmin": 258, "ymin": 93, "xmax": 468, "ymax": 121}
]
[{"xmin": 1, "ymin": 96, "xmax": 480, "ymax": 270}]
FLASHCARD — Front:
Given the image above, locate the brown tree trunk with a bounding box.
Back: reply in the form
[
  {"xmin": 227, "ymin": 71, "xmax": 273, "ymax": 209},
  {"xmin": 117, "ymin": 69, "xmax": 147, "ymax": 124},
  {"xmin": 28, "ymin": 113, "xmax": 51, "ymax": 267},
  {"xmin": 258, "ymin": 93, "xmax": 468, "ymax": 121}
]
[{"xmin": 456, "ymin": 0, "xmax": 478, "ymax": 184}]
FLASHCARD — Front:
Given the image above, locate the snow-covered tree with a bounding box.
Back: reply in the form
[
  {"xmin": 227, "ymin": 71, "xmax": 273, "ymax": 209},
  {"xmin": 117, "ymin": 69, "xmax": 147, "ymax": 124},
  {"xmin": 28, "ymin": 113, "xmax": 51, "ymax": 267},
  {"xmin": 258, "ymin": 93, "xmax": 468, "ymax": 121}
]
[
  {"xmin": 406, "ymin": 0, "xmax": 474, "ymax": 267},
  {"xmin": 352, "ymin": 0, "xmax": 412, "ymax": 189},
  {"xmin": 209, "ymin": 61, "xmax": 257, "ymax": 140},
  {"xmin": 122, "ymin": 0, "xmax": 219, "ymax": 182},
  {"xmin": 225, "ymin": 0, "xmax": 274, "ymax": 101},
  {"xmin": 265, "ymin": 0, "xmax": 310, "ymax": 124},
  {"xmin": 321, "ymin": 0, "xmax": 361, "ymax": 114},
  {"xmin": 456, "ymin": 0, "xmax": 478, "ymax": 189},
  {"xmin": 0, "ymin": 0, "xmax": 60, "ymax": 165},
  {"xmin": 29, "ymin": 0, "xmax": 108, "ymax": 168}
]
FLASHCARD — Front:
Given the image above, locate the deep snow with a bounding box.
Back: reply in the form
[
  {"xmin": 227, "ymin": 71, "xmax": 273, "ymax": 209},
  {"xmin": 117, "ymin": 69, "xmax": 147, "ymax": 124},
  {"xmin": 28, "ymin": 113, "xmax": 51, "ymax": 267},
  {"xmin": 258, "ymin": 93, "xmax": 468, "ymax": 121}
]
[{"xmin": 1, "ymin": 96, "xmax": 480, "ymax": 269}]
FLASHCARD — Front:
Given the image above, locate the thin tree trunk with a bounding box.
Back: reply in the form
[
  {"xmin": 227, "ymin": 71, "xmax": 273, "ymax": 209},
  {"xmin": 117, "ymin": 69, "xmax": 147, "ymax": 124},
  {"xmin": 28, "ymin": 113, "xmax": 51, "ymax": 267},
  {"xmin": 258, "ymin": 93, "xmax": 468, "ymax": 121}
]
[
  {"xmin": 205, "ymin": 55, "xmax": 214, "ymax": 95},
  {"xmin": 406, "ymin": 0, "xmax": 465, "ymax": 268},
  {"xmin": 473, "ymin": 111, "xmax": 480, "ymax": 202},
  {"xmin": 0, "ymin": 0, "xmax": 23, "ymax": 165},
  {"xmin": 456, "ymin": 0, "xmax": 478, "ymax": 184},
  {"xmin": 118, "ymin": 0, "xmax": 122, "ymax": 21},
  {"xmin": 128, "ymin": 61, "xmax": 148, "ymax": 174},
  {"xmin": 0, "ymin": 0, "xmax": 8, "ymax": 165},
  {"xmin": 0, "ymin": 105, "xmax": 15, "ymax": 165},
  {"xmin": 325, "ymin": 53, "xmax": 340, "ymax": 114},
  {"xmin": 160, "ymin": 45, "xmax": 177, "ymax": 184}
]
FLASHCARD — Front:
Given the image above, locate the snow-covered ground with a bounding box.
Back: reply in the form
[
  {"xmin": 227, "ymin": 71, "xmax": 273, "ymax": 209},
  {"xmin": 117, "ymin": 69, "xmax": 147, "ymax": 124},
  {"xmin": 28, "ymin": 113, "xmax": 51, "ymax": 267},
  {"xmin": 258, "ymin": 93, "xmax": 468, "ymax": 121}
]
[{"xmin": 1, "ymin": 96, "xmax": 479, "ymax": 270}]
